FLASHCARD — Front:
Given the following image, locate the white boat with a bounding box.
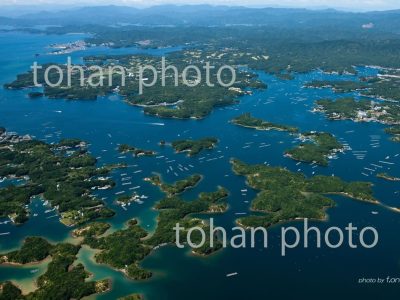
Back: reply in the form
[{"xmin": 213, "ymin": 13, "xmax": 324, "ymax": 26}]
[
  {"xmin": 226, "ymin": 272, "xmax": 238, "ymax": 277},
  {"xmin": 379, "ymin": 161, "xmax": 394, "ymax": 165}
]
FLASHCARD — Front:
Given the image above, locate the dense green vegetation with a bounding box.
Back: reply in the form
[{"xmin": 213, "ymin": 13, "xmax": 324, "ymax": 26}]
[
  {"xmin": 72, "ymin": 222, "xmax": 111, "ymax": 238},
  {"xmin": 0, "ymin": 238, "xmax": 110, "ymax": 299},
  {"xmin": 146, "ymin": 174, "xmax": 202, "ymax": 196},
  {"xmin": 118, "ymin": 144, "xmax": 156, "ymax": 157},
  {"xmin": 306, "ymin": 75, "xmax": 400, "ymax": 102},
  {"xmin": 305, "ymin": 80, "xmax": 368, "ymax": 93},
  {"xmin": 171, "ymin": 137, "xmax": 218, "ymax": 156},
  {"xmin": 0, "ymin": 237, "xmax": 52, "ymax": 264},
  {"xmin": 8, "ymin": 19, "xmax": 400, "ymax": 120},
  {"xmin": 49, "ymin": 22, "xmax": 400, "ymax": 75},
  {"xmin": 115, "ymin": 193, "xmax": 141, "ymax": 205},
  {"xmin": 147, "ymin": 187, "xmax": 229, "ymax": 255},
  {"xmin": 0, "ymin": 281, "xmax": 23, "ymax": 300},
  {"xmin": 231, "ymin": 159, "xmax": 376, "ymax": 228},
  {"xmin": 363, "ymin": 75, "xmax": 400, "ymax": 101},
  {"xmin": 44, "ymin": 22, "xmax": 400, "ymax": 75},
  {"xmin": 0, "ymin": 129, "xmax": 116, "ymax": 225},
  {"xmin": 385, "ymin": 125, "xmax": 400, "ymax": 142},
  {"xmin": 5, "ymin": 50, "xmax": 266, "ymax": 119},
  {"xmin": 231, "ymin": 113, "xmax": 298, "ymax": 133},
  {"xmin": 28, "ymin": 92, "xmax": 44, "ymax": 98},
  {"xmin": 315, "ymin": 97, "xmax": 372, "ymax": 119},
  {"xmin": 82, "ymin": 183, "xmax": 228, "ymax": 278},
  {"xmin": 83, "ymin": 219, "xmax": 152, "ymax": 280},
  {"xmin": 314, "ymin": 97, "xmax": 400, "ymax": 143},
  {"xmin": 105, "ymin": 51, "xmax": 265, "ymax": 119},
  {"xmin": 377, "ymin": 172, "xmax": 400, "ymax": 181},
  {"xmin": 4, "ymin": 63, "xmax": 114, "ymax": 100},
  {"xmin": 118, "ymin": 294, "xmax": 143, "ymax": 300},
  {"xmin": 285, "ymin": 132, "xmax": 344, "ymax": 166},
  {"xmin": 315, "ymin": 97, "xmax": 400, "ymax": 126}
]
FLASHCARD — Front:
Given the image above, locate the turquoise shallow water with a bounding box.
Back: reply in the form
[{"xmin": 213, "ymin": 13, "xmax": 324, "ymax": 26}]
[{"xmin": 0, "ymin": 32, "xmax": 399, "ymax": 299}]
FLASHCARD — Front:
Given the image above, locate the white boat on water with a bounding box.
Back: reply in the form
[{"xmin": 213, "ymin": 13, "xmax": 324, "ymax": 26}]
[{"xmin": 226, "ymin": 272, "xmax": 238, "ymax": 277}]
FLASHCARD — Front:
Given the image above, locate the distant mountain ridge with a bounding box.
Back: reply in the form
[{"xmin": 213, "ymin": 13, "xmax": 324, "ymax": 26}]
[{"xmin": 0, "ymin": 4, "xmax": 400, "ymax": 33}]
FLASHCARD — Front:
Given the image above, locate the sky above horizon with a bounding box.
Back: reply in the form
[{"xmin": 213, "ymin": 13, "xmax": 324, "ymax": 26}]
[{"xmin": 0, "ymin": 0, "xmax": 399, "ymax": 11}]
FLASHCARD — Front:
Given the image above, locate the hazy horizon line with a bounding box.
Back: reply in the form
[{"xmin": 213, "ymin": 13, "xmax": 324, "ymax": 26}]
[{"xmin": 0, "ymin": 2, "xmax": 399, "ymax": 14}]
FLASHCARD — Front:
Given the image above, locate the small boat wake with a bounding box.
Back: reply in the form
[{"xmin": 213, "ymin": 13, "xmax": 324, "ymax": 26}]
[{"xmin": 132, "ymin": 122, "xmax": 165, "ymax": 126}]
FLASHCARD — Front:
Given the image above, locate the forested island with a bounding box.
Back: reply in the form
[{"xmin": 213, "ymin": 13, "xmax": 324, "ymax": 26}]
[
  {"xmin": 0, "ymin": 237, "xmax": 111, "ymax": 299},
  {"xmin": 118, "ymin": 144, "xmax": 157, "ymax": 157},
  {"xmin": 1, "ymin": 177, "xmax": 229, "ymax": 291},
  {"xmin": 0, "ymin": 128, "xmax": 117, "ymax": 226},
  {"xmin": 71, "ymin": 222, "xmax": 111, "ymax": 238},
  {"xmin": 377, "ymin": 173, "xmax": 400, "ymax": 181},
  {"xmin": 171, "ymin": 137, "xmax": 218, "ymax": 156},
  {"xmin": 147, "ymin": 186, "xmax": 229, "ymax": 256},
  {"xmin": 79, "ymin": 183, "xmax": 228, "ymax": 279},
  {"xmin": 83, "ymin": 219, "xmax": 153, "ymax": 280},
  {"xmin": 385, "ymin": 126, "xmax": 400, "ymax": 142},
  {"xmin": 145, "ymin": 174, "xmax": 202, "ymax": 196},
  {"xmin": 285, "ymin": 132, "xmax": 344, "ymax": 166},
  {"xmin": 118, "ymin": 294, "xmax": 144, "ymax": 300},
  {"xmin": 115, "ymin": 193, "xmax": 143, "ymax": 205},
  {"xmin": 314, "ymin": 97, "xmax": 400, "ymax": 141},
  {"xmin": 231, "ymin": 114, "xmax": 342, "ymax": 166},
  {"xmin": 231, "ymin": 159, "xmax": 377, "ymax": 228},
  {"xmin": 82, "ymin": 188, "xmax": 229, "ymax": 279},
  {"xmin": 305, "ymin": 80, "xmax": 368, "ymax": 93},
  {"xmin": 306, "ymin": 74, "xmax": 400, "ymax": 102},
  {"xmin": 4, "ymin": 49, "xmax": 266, "ymax": 119},
  {"xmin": 231, "ymin": 113, "xmax": 298, "ymax": 133},
  {"xmin": 3, "ymin": 63, "xmax": 114, "ymax": 100}
]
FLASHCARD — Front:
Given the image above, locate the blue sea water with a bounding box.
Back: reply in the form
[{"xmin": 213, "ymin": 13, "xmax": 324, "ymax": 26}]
[{"xmin": 0, "ymin": 31, "xmax": 399, "ymax": 299}]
